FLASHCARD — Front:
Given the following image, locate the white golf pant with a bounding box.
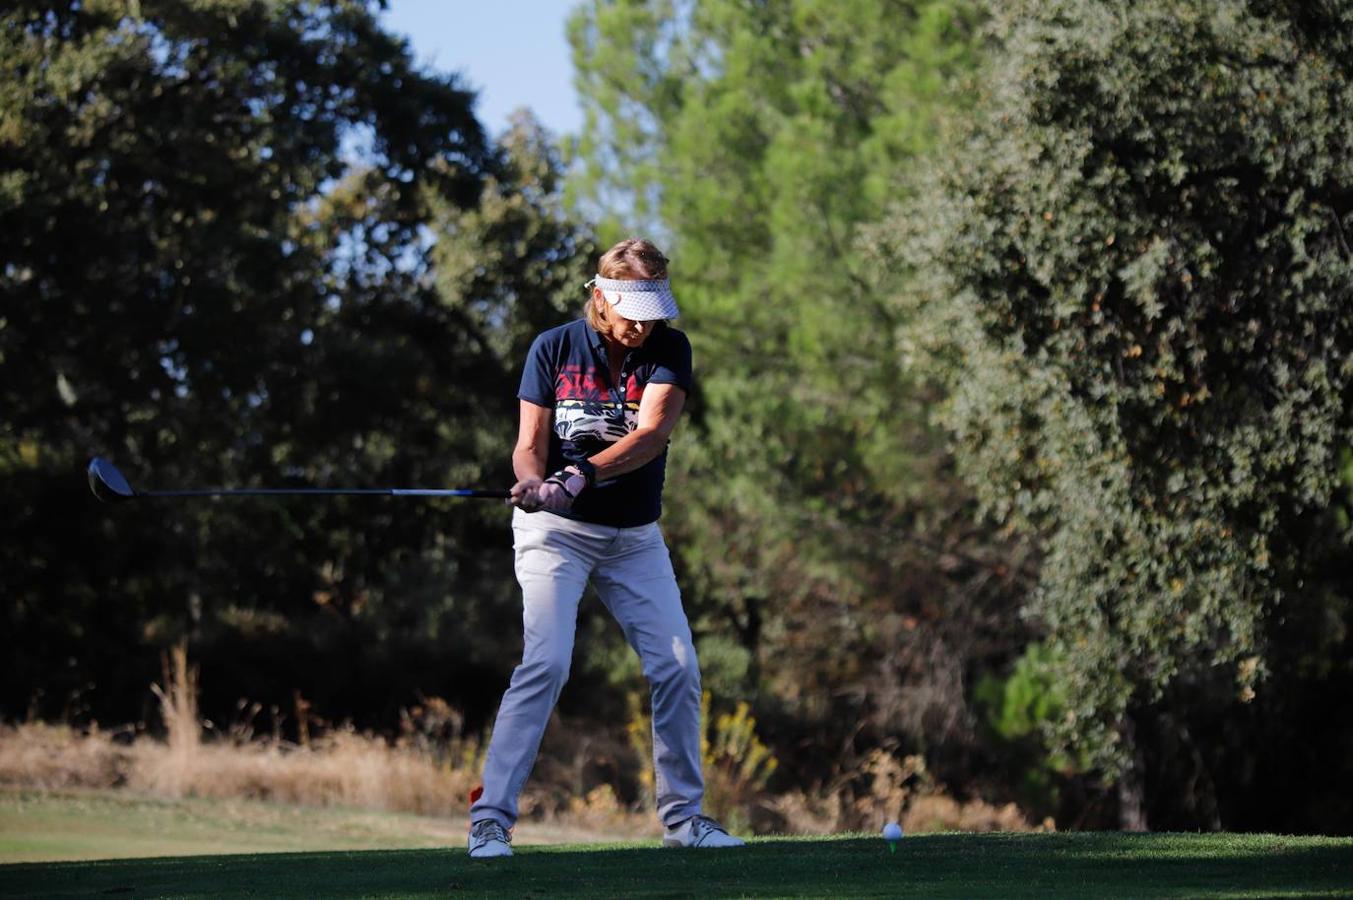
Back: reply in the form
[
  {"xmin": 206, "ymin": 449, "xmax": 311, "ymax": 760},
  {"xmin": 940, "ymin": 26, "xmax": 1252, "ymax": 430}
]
[{"xmin": 470, "ymin": 508, "xmax": 704, "ymax": 829}]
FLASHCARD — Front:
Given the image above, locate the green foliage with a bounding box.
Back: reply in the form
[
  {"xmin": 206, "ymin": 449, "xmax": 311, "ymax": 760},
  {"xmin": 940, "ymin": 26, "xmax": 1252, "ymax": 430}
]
[
  {"xmin": 14, "ymin": 0, "xmax": 1351, "ymax": 835},
  {"xmin": 568, "ymin": 0, "xmax": 1029, "ymax": 789},
  {"xmin": 886, "ymin": 0, "xmax": 1353, "ymax": 775},
  {"xmin": 973, "ymin": 643, "xmax": 1081, "ymax": 811},
  {"xmin": 1335, "ymin": 447, "xmax": 1353, "ymax": 531},
  {"xmin": 976, "ymin": 644, "xmax": 1065, "ymax": 747},
  {"xmin": 431, "ymin": 110, "xmax": 600, "ymax": 364},
  {"xmin": 0, "ymin": 0, "xmax": 591, "ymax": 729}
]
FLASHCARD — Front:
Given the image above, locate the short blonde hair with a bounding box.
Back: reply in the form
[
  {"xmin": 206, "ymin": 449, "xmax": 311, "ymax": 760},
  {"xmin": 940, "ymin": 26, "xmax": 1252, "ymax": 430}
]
[{"xmin": 586, "ymin": 238, "xmax": 670, "ymax": 330}]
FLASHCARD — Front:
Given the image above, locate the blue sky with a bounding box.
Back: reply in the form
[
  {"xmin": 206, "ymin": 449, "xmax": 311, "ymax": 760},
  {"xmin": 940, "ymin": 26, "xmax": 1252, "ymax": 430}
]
[{"xmin": 378, "ymin": 1, "xmax": 584, "ymax": 140}]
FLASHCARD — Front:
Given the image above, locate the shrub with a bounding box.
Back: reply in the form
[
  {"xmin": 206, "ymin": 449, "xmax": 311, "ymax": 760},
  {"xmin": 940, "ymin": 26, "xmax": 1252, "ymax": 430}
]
[{"xmin": 883, "ymin": 0, "xmax": 1353, "ymax": 784}]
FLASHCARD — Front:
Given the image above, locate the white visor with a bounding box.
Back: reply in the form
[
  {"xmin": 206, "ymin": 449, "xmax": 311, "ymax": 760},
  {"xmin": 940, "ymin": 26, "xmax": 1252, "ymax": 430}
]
[{"xmin": 591, "ymin": 276, "xmax": 679, "ymax": 321}]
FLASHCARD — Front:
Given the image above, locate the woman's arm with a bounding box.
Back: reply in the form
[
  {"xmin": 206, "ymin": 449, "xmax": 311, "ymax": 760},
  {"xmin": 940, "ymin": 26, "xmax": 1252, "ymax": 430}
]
[
  {"xmin": 586, "ymin": 383, "xmax": 686, "ymax": 480},
  {"xmin": 510, "ymin": 400, "xmax": 553, "ymax": 508},
  {"xmin": 529, "ymin": 384, "xmax": 686, "ymax": 514}
]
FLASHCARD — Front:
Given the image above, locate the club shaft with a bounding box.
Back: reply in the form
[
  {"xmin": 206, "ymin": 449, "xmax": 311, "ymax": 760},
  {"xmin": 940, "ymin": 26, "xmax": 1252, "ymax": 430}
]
[{"xmin": 139, "ymin": 488, "xmax": 510, "ymax": 499}]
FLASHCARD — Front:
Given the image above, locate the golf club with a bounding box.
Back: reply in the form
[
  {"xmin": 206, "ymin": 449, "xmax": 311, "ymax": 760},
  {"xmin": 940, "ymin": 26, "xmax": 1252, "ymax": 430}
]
[{"xmin": 87, "ymin": 456, "xmax": 510, "ymax": 503}]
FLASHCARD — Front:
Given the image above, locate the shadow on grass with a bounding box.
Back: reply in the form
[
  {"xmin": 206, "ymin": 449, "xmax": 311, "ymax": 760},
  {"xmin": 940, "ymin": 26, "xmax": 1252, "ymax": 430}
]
[{"xmin": 2, "ymin": 832, "xmax": 1351, "ymax": 898}]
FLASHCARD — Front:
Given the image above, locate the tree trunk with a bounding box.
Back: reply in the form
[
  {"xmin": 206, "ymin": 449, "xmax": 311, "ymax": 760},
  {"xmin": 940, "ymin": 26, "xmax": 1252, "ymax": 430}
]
[{"xmin": 1117, "ymin": 715, "xmax": 1149, "ymax": 831}]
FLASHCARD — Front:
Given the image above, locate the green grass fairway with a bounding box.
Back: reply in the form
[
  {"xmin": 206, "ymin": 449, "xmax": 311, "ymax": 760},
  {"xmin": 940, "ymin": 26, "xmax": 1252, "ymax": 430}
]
[
  {"xmin": 2, "ymin": 832, "xmax": 1351, "ymax": 898},
  {"xmin": 0, "ymin": 788, "xmax": 643, "ymax": 863},
  {"xmin": 0, "ymin": 788, "xmax": 459, "ymax": 862}
]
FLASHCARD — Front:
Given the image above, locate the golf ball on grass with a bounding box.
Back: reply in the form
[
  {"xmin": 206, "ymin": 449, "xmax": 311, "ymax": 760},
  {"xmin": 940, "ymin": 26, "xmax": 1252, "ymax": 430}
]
[{"xmin": 883, "ymin": 822, "xmax": 903, "ymax": 844}]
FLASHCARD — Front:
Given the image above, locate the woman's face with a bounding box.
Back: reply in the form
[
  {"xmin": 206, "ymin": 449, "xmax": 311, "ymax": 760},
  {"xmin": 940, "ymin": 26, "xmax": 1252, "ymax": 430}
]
[{"xmin": 593, "ymin": 292, "xmax": 655, "ymax": 349}]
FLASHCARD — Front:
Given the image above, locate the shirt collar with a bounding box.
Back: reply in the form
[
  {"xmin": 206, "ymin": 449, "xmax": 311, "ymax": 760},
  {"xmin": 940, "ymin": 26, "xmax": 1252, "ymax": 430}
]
[{"xmin": 587, "ymin": 321, "xmax": 608, "ymax": 353}]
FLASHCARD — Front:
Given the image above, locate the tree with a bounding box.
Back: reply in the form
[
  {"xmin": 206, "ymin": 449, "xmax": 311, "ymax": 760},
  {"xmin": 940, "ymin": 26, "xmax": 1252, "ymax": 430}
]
[
  {"xmin": 568, "ymin": 0, "xmax": 1030, "ymax": 805},
  {"xmin": 432, "ymin": 110, "xmax": 600, "ymax": 367},
  {"xmin": 885, "ymin": 0, "xmax": 1353, "ymax": 828},
  {"xmin": 0, "ymin": 0, "xmax": 579, "ymax": 730}
]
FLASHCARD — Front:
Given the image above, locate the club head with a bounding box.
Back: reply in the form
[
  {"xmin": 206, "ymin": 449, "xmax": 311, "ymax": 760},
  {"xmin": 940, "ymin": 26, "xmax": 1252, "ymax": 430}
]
[{"xmin": 88, "ymin": 457, "xmax": 136, "ymax": 502}]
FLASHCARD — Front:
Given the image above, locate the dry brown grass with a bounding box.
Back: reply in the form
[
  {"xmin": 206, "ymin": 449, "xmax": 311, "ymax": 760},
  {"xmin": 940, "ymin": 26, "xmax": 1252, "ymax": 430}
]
[
  {"xmin": 903, "ymin": 792, "xmax": 1043, "ymax": 834},
  {"xmin": 0, "ymin": 648, "xmax": 652, "ymax": 833},
  {"xmin": 0, "ymin": 645, "xmax": 492, "ymax": 820},
  {"xmin": 0, "ymin": 723, "xmax": 476, "ymax": 815},
  {"xmin": 146, "ymin": 642, "xmax": 199, "ymax": 797},
  {"xmin": 0, "ymin": 724, "xmax": 1043, "ymax": 836},
  {"xmin": 130, "ymin": 728, "xmax": 482, "ymax": 816},
  {"xmin": 0, "ymin": 649, "xmax": 1041, "ymax": 838},
  {"xmin": 0, "ymin": 722, "xmax": 132, "ymax": 790},
  {"xmin": 762, "ymin": 750, "xmax": 1050, "ymax": 835},
  {"xmin": 0, "ymin": 722, "xmax": 663, "ymax": 842}
]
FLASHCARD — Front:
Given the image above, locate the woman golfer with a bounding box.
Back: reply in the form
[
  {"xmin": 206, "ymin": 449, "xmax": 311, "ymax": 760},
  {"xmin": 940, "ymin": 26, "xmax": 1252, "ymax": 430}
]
[{"xmin": 467, "ymin": 238, "xmax": 743, "ymax": 857}]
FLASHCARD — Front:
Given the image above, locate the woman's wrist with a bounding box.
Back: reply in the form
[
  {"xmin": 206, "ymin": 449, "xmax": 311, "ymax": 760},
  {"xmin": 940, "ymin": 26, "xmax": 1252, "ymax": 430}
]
[{"xmin": 568, "ymin": 459, "xmax": 597, "ymax": 488}]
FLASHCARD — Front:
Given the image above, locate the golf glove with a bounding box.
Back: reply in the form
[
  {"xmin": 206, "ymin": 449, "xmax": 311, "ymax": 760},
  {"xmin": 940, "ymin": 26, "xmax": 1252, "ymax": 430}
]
[{"xmin": 535, "ymin": 466, "xmax": 588, "ymax": 513}]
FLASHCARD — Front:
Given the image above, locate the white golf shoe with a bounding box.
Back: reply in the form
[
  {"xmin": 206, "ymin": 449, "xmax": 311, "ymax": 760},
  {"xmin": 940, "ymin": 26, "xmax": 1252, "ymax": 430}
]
[
  {"xmin": 467, "ymin": 819, "xmax": 513, "ymax": 858},
  {"xmin": 663, "ymin": 815, "xmax": 745, "ymax": 848}
]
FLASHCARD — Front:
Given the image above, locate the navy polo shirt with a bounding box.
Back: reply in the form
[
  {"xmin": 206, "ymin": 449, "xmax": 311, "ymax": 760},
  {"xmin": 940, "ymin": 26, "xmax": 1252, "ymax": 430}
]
[{"xmin": 518, "ymin": 318, "xmax": 692, "ymax": 527}]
